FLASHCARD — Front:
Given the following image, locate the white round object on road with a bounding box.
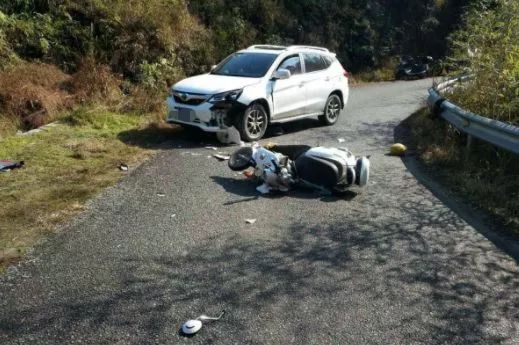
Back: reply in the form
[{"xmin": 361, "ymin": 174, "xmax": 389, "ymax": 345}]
[{"xmin": 182, "ymin": 319, "xmax": 202, "ymax": 335}]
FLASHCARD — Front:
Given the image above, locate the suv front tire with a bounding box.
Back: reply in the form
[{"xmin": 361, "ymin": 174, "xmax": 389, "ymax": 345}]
[{"xmin": 236, "ymin": 103, "xmax": 269, "ymax": 141}]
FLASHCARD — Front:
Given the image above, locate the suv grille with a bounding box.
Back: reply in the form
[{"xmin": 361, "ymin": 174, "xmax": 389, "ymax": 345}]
[{"xmin": 173, "ymin": 91, "xmax": 207, "ymax": 106}]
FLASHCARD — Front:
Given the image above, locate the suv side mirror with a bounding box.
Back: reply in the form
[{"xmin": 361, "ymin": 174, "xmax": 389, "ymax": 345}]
[{"xmin": 272, "ymin": 68, "xmax": 291, "ymax": 80}]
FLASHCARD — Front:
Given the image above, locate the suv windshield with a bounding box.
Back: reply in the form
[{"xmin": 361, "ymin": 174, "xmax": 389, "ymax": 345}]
[{"xmin": 212, "ymin": 52, "xmax": 278, "ymax": 78}]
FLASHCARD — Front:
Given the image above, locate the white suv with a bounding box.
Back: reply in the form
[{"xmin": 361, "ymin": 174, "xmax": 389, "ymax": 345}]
[{"xmin": 166, "ymin": 45, "xmax": 349, "ymax": 141}]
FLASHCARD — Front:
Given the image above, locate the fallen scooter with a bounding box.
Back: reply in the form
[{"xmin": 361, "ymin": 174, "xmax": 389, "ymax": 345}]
[{"xmin": 228, "ymin": 144, "xmax": 370, "ymax": 194}]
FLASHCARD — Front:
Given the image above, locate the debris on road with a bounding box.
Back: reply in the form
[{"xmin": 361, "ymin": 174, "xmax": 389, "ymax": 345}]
[
  {"xmin": 245, "ymin": 218, "xmax": 257, "ymax": 224},
  {"xmin": 171, "ymin": 214, "xmax": 176, "ymax": 218},
  {"xmin": 216, "ymin": 126, "xmax": 243, "ymax": 146},
  {"xmin": 181, "ymin": 152, "xmax": 202, "ymax": 157},
  {"xmin": 157, "ymin": 193, "xmax": 166, "ymax": 197},
  {"xmin": 338, "ymin": 138, "xmax": 346, "ymax": 143},
  {"xmin": 243, "ymin": 170, "xmax": 255, "ymax": 178},
  {"xmin": 181, "ymin": 310, "xmax": 226, "ymax": 336},
  {"xmin": 213, "ymin": 154, "xmax": 230, "ymax": 161},
  {"xmin": 0, "ymin": 160, "xmax": 24, "ymax": 172},
  {"xmin": 118, "ymin": 163, "xmax": 129, "ymax": 171},
  {"xmin": 205, "ymin": 146, "xmax": 218, "ymax": 151},
  {"xmin": 390, "ymin": 143, "xmax": 407, "ymax": 156}
]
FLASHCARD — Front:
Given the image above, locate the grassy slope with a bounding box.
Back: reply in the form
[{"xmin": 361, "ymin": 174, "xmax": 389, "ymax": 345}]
[
  {"xmin": 0, "ymin": 108, "xmax": 175, "ymax": 270},
  {"xmin": 404, "ymin": 108, "xmax": 519, "ymax": 233}
]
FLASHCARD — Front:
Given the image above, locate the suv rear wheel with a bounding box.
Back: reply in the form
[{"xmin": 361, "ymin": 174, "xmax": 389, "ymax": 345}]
[
  {"xmin": 319, "ymin": 94, "xmax": 341, "ymax": 125},
  {"xmin": 236, "ymin": 103, "xmax": 268, "ymax": 141}
]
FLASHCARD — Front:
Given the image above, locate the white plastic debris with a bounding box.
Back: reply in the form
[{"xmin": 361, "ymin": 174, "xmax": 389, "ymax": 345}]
[
  {"xmin": 213, "ymin": 154, "xmax": 230, "ymax": 161},
  {"xmin": 182, "ymin": 320, "xmax": 202, "ymax": 335},
  {"xmin": 245, "ymin": 218, "xmax": 257, "ymax": 224},
  {"xmin": 256, "ymin": 183, "xmax": 271, "ymax": 194},
  {"xmin": 181, "ymin": 152, "xmax": 202, "ymax": 156},
  {"xmin": 216, "ymin": 126, "xmax": 243, "ymax": 145},
  {"xmin": 205, "ymin": 146, "xmax": 218, "ymax": 151},
  {"xmin": 338, "ymin": 138, "xmax": 346, "ymax": 143},
  {"xmin": 157, "ymin": 193, "xmax": 166, "ymax": 197},
  {"xmin": 118, "ymin": 163, "xmax": 128, "ymax": 171},
  {"xmin": 181, "ymin": 310, "xmax": 225, "ymax": 335}
]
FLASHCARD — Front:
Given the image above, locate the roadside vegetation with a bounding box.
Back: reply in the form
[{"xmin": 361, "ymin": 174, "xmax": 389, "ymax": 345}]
[
  {"xmin": 0, "ymin": 0, "xmax": 471, "ymax": 137},
  {"xmin": 446, "ymin": 0, "xmax": 518, "ymax": 125},
  {"xmin": 405, "ymin": 0, "xmax": 519, "ymax": 232},
  {"xmin": 0, "ymin": 109, "xmax": 178, "ymax": 270},
  {"xmin": 405, "ymin": 108, "xmax": 519, "ymax": 233}
]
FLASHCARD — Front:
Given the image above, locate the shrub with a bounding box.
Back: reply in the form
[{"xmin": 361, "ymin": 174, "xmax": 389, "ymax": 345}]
[
  {"xmin": 0, "ymin": 62, "xmax": 73, "ymax": 130},
  {"xmin": 447, "ymin": 0, "xmax": 519, "ymax": 125},
  {"xmin": 70, "ymin": 57, "xmax": 123, "ymax": 108},
  {"xmin": 406, "ymin": 108, "xmax": 519, "ymax": 233}
]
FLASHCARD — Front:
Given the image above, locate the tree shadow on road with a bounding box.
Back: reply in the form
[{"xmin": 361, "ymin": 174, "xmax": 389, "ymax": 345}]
[
  {"xmin": 393, "ymin": 118, "xmax": 519, "ymax": 263},
  {"xmin": 2, "ymin": 176, "xmax": 518, "ymax": 344}
]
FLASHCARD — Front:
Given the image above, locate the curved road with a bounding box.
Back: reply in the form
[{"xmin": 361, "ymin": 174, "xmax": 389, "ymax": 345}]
[{"xmin": 1, "ymin": 79, "xmax": 518, "ymax": 344}]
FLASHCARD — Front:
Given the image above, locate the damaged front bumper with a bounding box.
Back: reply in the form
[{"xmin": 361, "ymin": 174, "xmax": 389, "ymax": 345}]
[{"xmin": 166, "ymin": 96, "xmax": 246, "ymax": 132}]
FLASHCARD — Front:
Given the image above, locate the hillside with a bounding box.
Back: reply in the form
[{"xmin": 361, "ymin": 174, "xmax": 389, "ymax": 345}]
[{"xmin": 2, "ymin": 0, "xmax": 515, "ymax": 134}]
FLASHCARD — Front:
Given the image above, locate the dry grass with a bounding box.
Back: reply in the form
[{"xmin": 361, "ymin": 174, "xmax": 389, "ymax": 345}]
[
  {"xmin": 70, "ymin": 57, "xmax": 124, "ymax": 108},
  {"xmin": 0, "ymin": 57, "xmax": 169, "ymax": 138},
  {"xmin": 353, "ymin": 66, "xmax": 396, "ymax": 83},
  {"xmin": 404, "ymin": 108, "xmax": 519, "ymax": 233},
  {"xmin": 0, "ymin": 62, "xmax": 74, "ymax": 133},
  {"xmin": 0, "ymin": 108, "xmax": 166, "ymax": 271}
]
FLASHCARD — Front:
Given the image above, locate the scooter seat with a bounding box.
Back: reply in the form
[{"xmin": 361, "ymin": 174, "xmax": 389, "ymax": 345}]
[{"xmin": 295, "ymin": 154, "xmax": 342, "ymax": 188}]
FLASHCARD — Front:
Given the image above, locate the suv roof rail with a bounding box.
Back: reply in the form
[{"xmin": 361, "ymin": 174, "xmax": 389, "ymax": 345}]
[
  {"xmin": 247, "ymin": 45, "xmax": 287, "ymax": 51},
  {"xmin": 288, "ymin": 45, "xmax": 330, "ymax": 53}
]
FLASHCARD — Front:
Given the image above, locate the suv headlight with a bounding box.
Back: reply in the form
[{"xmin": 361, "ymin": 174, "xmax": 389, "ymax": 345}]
[{"xmin": 208, "ymin": 89, "xmax": 243, "ymax": 103}]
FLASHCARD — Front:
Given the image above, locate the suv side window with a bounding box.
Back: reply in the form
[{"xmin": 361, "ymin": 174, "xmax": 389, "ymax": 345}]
[
  {"xmin": 322, "ymin": 55, "xmax": 333, "ymax": 68},
  {"xmin": 303, "ymin": 53, "xmax": 328, "ymax": 73},
  {"xmin": 277, "ymin": 55, "xmax": 302, "ymax": 75}
]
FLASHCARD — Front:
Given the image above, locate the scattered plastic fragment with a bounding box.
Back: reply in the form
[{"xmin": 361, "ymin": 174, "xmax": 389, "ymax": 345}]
[
  {"xmin": 171, "ymin": 214, "xmax": 176, "ymax": 218},
  {"xmin": 245, "ymin": 218, "xmax": 257, "ymax": 224},
  {"xmin": 213, "ymin": 154, "xmax": 230, "ymax": 161},
  {"xmin": 337, "ymin": 138, "xmax": 346, "ymax": 143},
  {"xmin": 0, "ymin": 160, "xmax": 24, "ymax": 172},
  {"xmin": 157, "ymin": 193, "xmax": 166, "ymax": 197},
  {"xmin": 216, "ymin": 126, "xmax": 243, "ymax": 145},
  {"xmin": 118, "ymin": 163, "xmax": 128, "ymax": 171},
  {"xmin": 205, "ymin": 146, "xmax": 218, "ymax": 151},
  {"xmin": 181, "ymin": 310, "xmax": 226, "ymax": 336},
  {"xmin": 181, "ymin": 152, "xmax": 202, "ymax": 157},
  {"xmin": 243, "ymin": 170, "xmax": 255, "ymax": 178}
]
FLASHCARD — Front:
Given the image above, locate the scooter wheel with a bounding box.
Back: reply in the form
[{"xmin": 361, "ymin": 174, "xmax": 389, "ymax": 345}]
[
  {"xmin": 355, "ymin": 157, "xmax": 370, "ymax": 187},
  {"xmin": 228, "ymin": 147, "xmax": 254, "ymax": 171}
]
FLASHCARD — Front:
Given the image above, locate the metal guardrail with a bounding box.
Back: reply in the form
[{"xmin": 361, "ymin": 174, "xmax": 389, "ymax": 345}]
[{"xmin": 427, "ymin": 76, "xmax": 519, "ymax": 154}]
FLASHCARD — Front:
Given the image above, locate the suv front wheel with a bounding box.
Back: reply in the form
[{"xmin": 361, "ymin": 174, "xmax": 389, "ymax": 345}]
[
  {"xmin": 319, "ymin": 94, "xmax": 342, "ymax": 125},
  {"xmin": 236, "ymin": 103, "xmax": 268, "ymax": 141}
]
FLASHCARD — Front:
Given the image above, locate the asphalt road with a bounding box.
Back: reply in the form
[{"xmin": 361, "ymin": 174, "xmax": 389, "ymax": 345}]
[{"xmin": 1, "ymin": 79, "xmax": 518, "ymax": 344}]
